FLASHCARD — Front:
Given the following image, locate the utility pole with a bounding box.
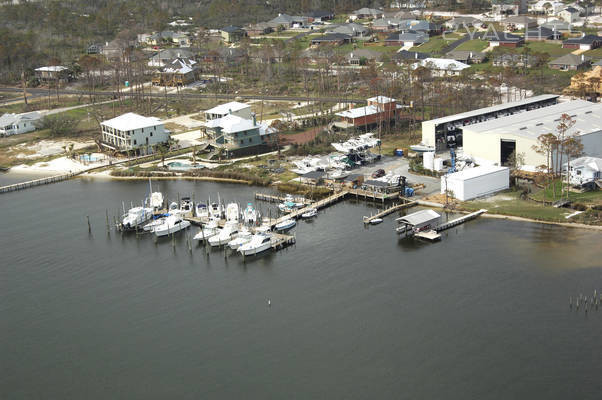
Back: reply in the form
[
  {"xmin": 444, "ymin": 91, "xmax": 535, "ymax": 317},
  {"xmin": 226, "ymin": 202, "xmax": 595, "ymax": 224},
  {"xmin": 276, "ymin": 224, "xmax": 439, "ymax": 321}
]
[{"xmin": 21, "ymin": 69, "xmax": 28, "ymax": 106}]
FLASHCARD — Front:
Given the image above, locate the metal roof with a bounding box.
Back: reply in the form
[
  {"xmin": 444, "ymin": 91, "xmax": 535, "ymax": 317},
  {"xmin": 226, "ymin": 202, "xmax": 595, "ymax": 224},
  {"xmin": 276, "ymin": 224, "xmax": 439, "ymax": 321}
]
[
  {"xmin": 396, "ymin": 209, "xmax": 440, "ymax": 225},
  {"xmin": 424, "ymin": 94, "xmax": 559, "ymax": 126},
  {"xmin": 101, "ymin": 113, "xmax": 163, "ymax": 131},
  {"xmin": 446, "ymin": 166, "xmax": 509, "ymax": 181},
  {"xmin": 205, "ymin": 101, "xmax": 250, "ymax": 115},
  {"xmin": 464, "ymin": 100, "xmax": 602, "ymax": 139}
]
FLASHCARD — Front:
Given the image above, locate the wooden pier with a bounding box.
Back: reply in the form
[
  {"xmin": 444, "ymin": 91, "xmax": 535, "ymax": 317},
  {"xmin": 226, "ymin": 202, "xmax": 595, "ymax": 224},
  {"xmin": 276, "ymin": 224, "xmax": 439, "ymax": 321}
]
[
  {"xmin": 255, "ymin": 192, "xmax": 313, "ymax": 205},
  {"xmin": 414, "ymin": 230, "xmax": 441, "ymax": 241},
  {"xmin": 435, "ymin": 209, "xmax": 487, "ymax": 232},
  {"xmin": 0, "ymin": 173, "xmax": 76, "ymax": 193},
  {"xmin": 270, "ymin": 233, "xmax": 296, "ymax": 250},
  {"xmin": 269, "ymin": 190, "xmax": 349, "ymax": 228},
  {"xmin": 347, "ymin": 188, "xmax": 402, "ymax": 203},
  {"xmin": 363, "ymin": 201, "xmax": 417, "ymax": 224}
]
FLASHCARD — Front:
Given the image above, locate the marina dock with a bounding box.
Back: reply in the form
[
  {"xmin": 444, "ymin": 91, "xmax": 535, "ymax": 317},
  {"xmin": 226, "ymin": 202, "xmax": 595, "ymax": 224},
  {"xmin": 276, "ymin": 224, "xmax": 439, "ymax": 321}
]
[
  {"xmin": 0, "ymin": 173, "xmax": 77, "ymax": 193},
  {"xmin": 254, "ymin": 193, "xmax": 313, "ymax": 205},
  {"xmin": 270, "ymin": 233, "xmax": 296, "ymax": 250},
  {"xmin": 268, "ymin": 190, "xmax": 349, "ymax": 228},
  {"xmin": 363, "ymin": 201, "xmax": 417, "ymax": 224}
]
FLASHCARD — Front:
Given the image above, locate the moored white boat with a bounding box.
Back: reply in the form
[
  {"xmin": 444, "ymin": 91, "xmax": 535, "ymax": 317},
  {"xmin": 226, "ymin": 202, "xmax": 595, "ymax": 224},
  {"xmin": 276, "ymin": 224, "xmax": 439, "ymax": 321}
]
[
  {"xmin": 242, "ymin": 203, "xmax": 260, "ymax": 225},
  {"xmin": 238, "ymin": 233, "xmax": 273, "ymax": 256},
  {"xmin": 208, "ymin": 221, "xmax": 239, "ymax": 247},
  {"xmin": 225, "ymin": 202, "xmax": 239, "ymax": 222},
  {"xmin": 120, "ymin": 206, "xmax": 153, "ymax": 231},
  {"xmin": 301, "ymin": 208, "xmax": 317, "ymax": 219},
  {"xmin": 193, "ymin": 219, "xmax": 221, "ymax": 241},
  {"xmin": 153, "ymin": 215, "xmax": 191, "ymax": 237},
  {"xmin": 275, "ymin": 218, "xmax": 296, "ymax": 231},
  {"xmin": 195, "ymin": 203, "xmax": 209, "ymax": 218},
  {"xmin": 228, "ymin": 227, "xmax": 252, "ymax": 250}
]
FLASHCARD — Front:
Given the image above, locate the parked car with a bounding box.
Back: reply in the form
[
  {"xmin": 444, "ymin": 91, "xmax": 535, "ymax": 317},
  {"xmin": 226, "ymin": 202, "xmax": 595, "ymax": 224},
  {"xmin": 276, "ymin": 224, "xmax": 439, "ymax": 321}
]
[{"xmin": 371, "ymin": 169, "xmax": 385, "ymax": 178}]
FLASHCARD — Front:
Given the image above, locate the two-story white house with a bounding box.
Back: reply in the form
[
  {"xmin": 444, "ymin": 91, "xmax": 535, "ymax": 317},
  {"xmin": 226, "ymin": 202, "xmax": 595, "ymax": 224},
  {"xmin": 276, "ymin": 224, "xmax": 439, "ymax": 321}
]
[
  {"xmin": 100, "ymin": 113, "xmax": 170, "ymax": 153},
  {"xmin": 0, "ymin": 111, "xmax": 41, "ymax": 137}
]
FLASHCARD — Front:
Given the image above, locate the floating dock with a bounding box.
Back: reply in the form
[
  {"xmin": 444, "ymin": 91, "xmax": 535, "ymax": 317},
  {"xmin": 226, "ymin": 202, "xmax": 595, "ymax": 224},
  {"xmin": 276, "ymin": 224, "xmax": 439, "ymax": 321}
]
[
  {"xmin": 414, "ymin": 230, "xmax": 441, "ymax": 241},
  {"xmin": 363, "ymin": 201, "xmax": 417, "ymax": 224}
]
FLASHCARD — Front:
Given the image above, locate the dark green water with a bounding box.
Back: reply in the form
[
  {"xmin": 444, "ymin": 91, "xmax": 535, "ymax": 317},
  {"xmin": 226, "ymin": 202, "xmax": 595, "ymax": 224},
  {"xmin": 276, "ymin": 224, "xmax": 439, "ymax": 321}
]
[{"xmin": 1, "ymin": 178, "xmax": 601, "ymax": 399}]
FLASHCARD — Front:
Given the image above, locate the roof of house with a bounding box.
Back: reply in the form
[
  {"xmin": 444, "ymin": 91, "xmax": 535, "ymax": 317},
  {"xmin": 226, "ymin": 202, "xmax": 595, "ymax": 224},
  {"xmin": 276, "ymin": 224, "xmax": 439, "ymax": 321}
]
[
  {"xmin": 483, "ymin": 32, "xmax": 524, "ymax": 42},
  {"xmin": 346, "ymin": 49, "xmax": 382, "ymax": 60},
  {"xmin": 160, "ymin": 58, "xmax": 197, "ymax": 74},
  {"xmin": 368, "ymin": 95, "xmax": 396, "ymax": 103},
  {"xmin": 151, "ymin": 48, "xmax": 194, "ymax": 61},
  {"xmin": 385, "ymin": 30, "xmax": 429, "ymax": 42},
  {"xmin": 541, "ymin": 19, "xmax": 571, "ymax": 30},
  {"xmin": 363, "ymin": 179, "xmax": 390, "ymax": 187},
  {"xmin": 446, "ymin": 50, "xmax": 486, "ymax": 61},
  {"xmin": 311, "ymin": 33, "xmax": 351, "ymax": 42},
  {"xmin": 372, "ymin": 18, "xmax": 399, "ymax": 27},
  {"xmin": 102, "ymin": 113, "xmax": 163, "ymax": 131},
  {"xmin": 268, "ymin": 13, "xmax": 307, "ymax": 26},
  {"xmin": 463, "ymin": 100, "xmax": 602, "ymax": 139},
  {"xmin": 306, "ymin": 10, "xmax": 334, "ymax": 18},
  {"xmin": 205, "ymin": 101, "xmax": 250, "ymax": 115},
  {"xmin": 525, "ymin": 26, "xmax": 560, "ymax": 39},
  {"xmin": 336, "ymin": 104, "xmax": 403, "ymax": 119},
  {"xmin": 502, "ymin": 16, "xmax": 536, "ymax": 25},
  {"xmin": 563, "ymin": 34, "xmax": 602, "ymax": 45},
  {"xmin": 398, "ymin": 20, "xmax": 439, "ymax": 32},
  {"xmin": 0, "ymin": 111, "xmax": 41, "ymax": 127},
  {"xmin": 205, "ymin": 114, "xmax": 257, "ymax": 134},
  {"xmin": 328, "ymin": 23, "xmax": 369, "ymax": 35},
  {"xmin": 301, "ymin": 171, "xmax": 326, "ymax": 180},
  {"xmin": 221, "ymin": 25, "xmax": 243, "ymax": 33},
  {"xmin": 417, "ymin": 58, "xmax": 470, "ymax": 71},
  {"xmin": 424, "ymin": 94, "xmax": 560, "ymax": 125},
  {"xmin": 446, "ymin": 165, "xmax": 509, "ymax": 181},
  {"xmin": 352, "ymin": 7, "xmax": 383, "ymax": 16},
  {"xmin": 392, "ymin": 50, "xmax": 429, "ymax": 61},
  {"xmin": 548, "ymin": 53, "xmax": 591, "ymax": 66},
  {"xmin": 563, "ymin": 6, "xmax": 579, "ymax": 13},
  {"xmin": 35, "ymin": 66, "xmax": 68, "ymax": 72}
]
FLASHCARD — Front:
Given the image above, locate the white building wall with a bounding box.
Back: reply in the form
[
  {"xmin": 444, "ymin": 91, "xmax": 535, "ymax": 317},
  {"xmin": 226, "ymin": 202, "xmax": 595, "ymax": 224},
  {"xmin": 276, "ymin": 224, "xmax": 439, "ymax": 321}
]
[
  {"xmin": 441, "ymin": 167, "xmax": 510, "ymax": 201},
  {"xmin": 421, "ymin": 121, "xmax": 436, "ymax": 147}
]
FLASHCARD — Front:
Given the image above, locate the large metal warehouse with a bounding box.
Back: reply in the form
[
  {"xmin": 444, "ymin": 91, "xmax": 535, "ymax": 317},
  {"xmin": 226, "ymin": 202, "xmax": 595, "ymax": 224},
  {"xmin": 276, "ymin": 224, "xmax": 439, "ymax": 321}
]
[
  {"xmin": 441, "ymin": 166, "xmax": 510, "ymax": 201},
  {"xmin": 420, "ymin": 94, "xmax": 559, "ymax": 151},
  {"xmin": 462, "ymin": 101, "xmax": 602, "ymax": 171}
]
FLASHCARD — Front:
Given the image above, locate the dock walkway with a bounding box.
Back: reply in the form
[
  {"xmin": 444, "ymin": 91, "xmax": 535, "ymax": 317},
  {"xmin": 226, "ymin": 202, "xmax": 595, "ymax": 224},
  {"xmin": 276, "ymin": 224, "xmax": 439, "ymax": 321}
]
[
  {"xmin": 269, "ymin": 190, "xmax": 349, "ymax": 228},
  {"xmin": 435, "ymin": 209, "xmax": 488, "ymax": 232},
  {"xmin": 255, "ymin": 192, "xmax": 313, "ymax": 205},
  {"xmin": 363, "ymin": 201, "xmax": 417, "ymax": 224},
  {"xmin": 0, "ymin": 173, "xmax": 77, "ymax": 193}
]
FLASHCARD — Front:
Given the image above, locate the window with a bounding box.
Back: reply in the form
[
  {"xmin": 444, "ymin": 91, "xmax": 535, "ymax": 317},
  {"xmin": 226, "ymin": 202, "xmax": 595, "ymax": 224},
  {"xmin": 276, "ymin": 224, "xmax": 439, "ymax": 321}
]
[
  {"xmin": 240, "ymin": 140, "xmax": 244, "ymax": 144},
  {"xmin": 134, "ymin": 140, "xmax": 137, "ymax": 145},
  {"xmin": 150, "ymin": 132, "xmax": 153, "ymax": 137}
]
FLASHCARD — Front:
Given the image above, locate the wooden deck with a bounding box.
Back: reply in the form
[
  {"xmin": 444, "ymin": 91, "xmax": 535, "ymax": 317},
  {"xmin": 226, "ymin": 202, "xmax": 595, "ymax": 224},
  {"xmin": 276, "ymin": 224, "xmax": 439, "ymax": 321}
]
[
  {"xmin": 270, "ymin": 233, "xmax": 296, "ymax": 250},
  {"xmin": 269, "ymin": 190, "xmax": 349, "ymax": 228},
  {"xmin": 347, "ymin": 188, "xmax": 402, "ymax": 203},
  {"xmin": 363, "ymin": 201, "xmax": 417, "ymax": 224},
  {"xmin": 255, "ymin": 192, "xmax": 313, "ymax": 205}
]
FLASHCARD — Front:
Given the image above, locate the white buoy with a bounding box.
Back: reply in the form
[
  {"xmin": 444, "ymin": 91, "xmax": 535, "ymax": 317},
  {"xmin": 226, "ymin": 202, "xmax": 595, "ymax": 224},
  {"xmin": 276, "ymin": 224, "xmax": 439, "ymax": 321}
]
[{"xmin": 267, "ymin": 299, "xmax": 271, "ymax": 306}]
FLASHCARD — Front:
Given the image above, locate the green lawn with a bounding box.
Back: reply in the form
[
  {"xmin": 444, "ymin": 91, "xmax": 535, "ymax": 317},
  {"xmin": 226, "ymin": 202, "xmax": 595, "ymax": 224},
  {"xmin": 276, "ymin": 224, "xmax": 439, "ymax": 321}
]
[
  {"xmin": 583, "ymin": 47, "xmax": 602, "ymax": 58},
  {"xmin": 411, "ymin": 36, "xmax": 455, "ymax": 54},
  {"xmin": 455, "ymin": 39, "xmax": 489, "ymax": 52},
  {"xmin": 525, "ymin": 42, "xmax": 573, "ymax": 57},
  {"xmin": 531, "ymin": 180, "xmax": 602, "ymax": 205}
]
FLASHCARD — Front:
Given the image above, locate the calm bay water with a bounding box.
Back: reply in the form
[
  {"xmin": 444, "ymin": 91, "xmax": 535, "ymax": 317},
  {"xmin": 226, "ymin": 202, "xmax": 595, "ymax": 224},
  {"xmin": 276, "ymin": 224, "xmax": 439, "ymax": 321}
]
[{"xmin": 1, "ymin": 178, "xmax": 601, "ymax": 399}]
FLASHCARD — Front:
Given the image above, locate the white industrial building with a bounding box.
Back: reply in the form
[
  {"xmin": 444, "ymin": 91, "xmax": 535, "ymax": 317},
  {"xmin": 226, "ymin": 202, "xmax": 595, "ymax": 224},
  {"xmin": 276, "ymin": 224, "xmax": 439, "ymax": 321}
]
[
  {"xmin": 204, "ymin": 101, "xmax": 252, "ymax": 121},
  {"xmin": 0, "ymin": 111, "xmax": 41, "ymax": 136},
  {"xmin": 420, "ymin": 94, "xmax": 559, "ymax": 151},
  {"xmin": 441, "ymin": 166, "xmax": 510, "ymax": 201},
  {"xmin": 100, "ymin": 113, "xmax": 170, "ymax": 152},
  {"xmin": 462, "ymin": 100, "xmax": 602, "ymax": 170}
]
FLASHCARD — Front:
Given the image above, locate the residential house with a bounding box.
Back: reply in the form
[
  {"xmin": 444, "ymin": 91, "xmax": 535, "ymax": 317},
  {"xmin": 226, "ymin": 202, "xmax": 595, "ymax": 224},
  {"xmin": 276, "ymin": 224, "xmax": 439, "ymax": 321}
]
[
  {"xmin": 492, "ymin": 0, "xmax": 528, "ymax": 16},
  {"xmin": 350, "ymin": 8, "xmax": 384, "ymax": 20},
  {"xmin": 392, "ymin": 0, "xmax": 427, "ymax": 9},
  {"xmin": 391, "ymin": 50, "xmax": 429, "ymax": 64},
  {"xmin": 484, "ymin": 31, "xmax": 524, "ymax": 47},
  {"xmin": 0, "ymin": 111, "xmax": 41, "ymax": 137},
  {"xmin": 86, "ymin": 43, "xmax": 103, "ymax": 55},
  {"xmin": 446, "ymin": 50, "xmax": 487, "ymax": 64},
  {"xmin": 148, "ymin": 48, "xmax": 195, "ymax": 67},
  {"xmin": 372, "ymin": 18, "xmax": 402, "ymax": 32},
  {"xmin": 398, "ymin": 20, "xmax": 442, "ymax": 35},
  {"xmin": 502, "ymin": 16, "xmax": 537, "ymax": 30},
  {"xmin": 327, "ymin": 23, "xmax": 370, "ymax": 38},
  {"xmin": 492, "ymin": 53, "xmax": 535, "ymax": 67},
  {"xmin": 245, "ymin": 22, "xmax": 273, "ymax": 36},
  {"xmin": 204, "ymin": 113, "xmax": 275, "ymax": 157},
  {"xmin": 267, "ymin": 13, "xmax": 308, "ymax": 29},
  {"xmin": 146, "ymin": 31, "xmax": 191, "ymax": 47},
  {"xmin": 559, "ymin": 7, "xmax": 580, "ymax": 23},
  {"xmin": 445, "ymin": 16, "xmax": 482, "ymax": 30},
  {"xmin": 200, "ymin": 47, "xmax": 247, "ymax": 66},
  {"xmin": 346, "ymin": 49, "xmax": 383, "ymax": 65},
  {"xmin": 541, "ymin": 19, "xmax": 571, "ymax": 32},
  {"xmin": 221, "ymin": 25, "xmax": 246, "ymax": 43},
  {"xmin": 34, "ymin": 66, "xmax": 72, "ymax": 82},
  {"xmin": 334, "ymin": 96, "xmax": 402, "ymax": 130},
  {"xmin": 414, "ymin": 58, "xmax": 470, "ymax": 76},
  {"xmin": 524, "ymin": 26, "xmax": 563, "ymax": 41},
  {"xmin": 101, "ymin": 39, "xmax": 131, "ymax": 61},
  {"xmin": 384, "ymin": 31, "xmax": 429, "ymax": 47},
  {"xmin": 549, "ymin": 54, "xmax": 591, "ymax": 71},
  {"xmin": 562, "ymin": 35, "xmax": 602, "ymax": 50},
  {"xmin": 530, "ymin": 0, "xmax": 565, "ymax": 15},
  {"xmin": 100, "ymin": 113, "xmax": 170, "ymax": 153},
  {"xmin": 151, "ymin": 58, "xmax": 198, "ymax": 86},
  {"xmin": 306, "ymin": 10, "xmax": 335, "ymax": 22},
  {"xmin": 310, "ymin": 33, "xmax": 352, "ymax": 46},
  {"xmin": 204, "ymin": 101, "xmax": 252, "ymax": 121}
]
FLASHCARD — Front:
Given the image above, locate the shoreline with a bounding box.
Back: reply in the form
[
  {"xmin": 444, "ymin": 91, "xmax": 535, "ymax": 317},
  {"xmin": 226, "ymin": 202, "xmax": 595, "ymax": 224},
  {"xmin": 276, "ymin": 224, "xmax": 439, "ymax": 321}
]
[{"xmin": 79, "ymin": 173, "xmax": 253, "ymax": 185}]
